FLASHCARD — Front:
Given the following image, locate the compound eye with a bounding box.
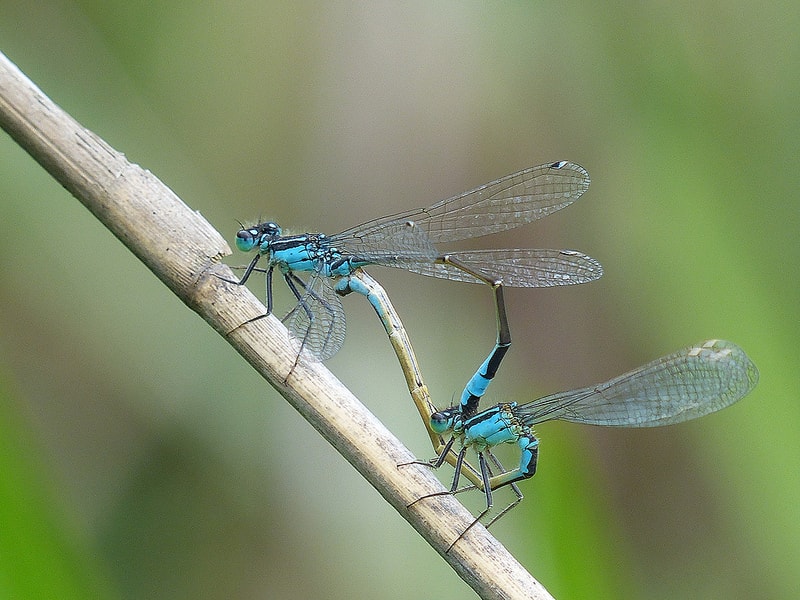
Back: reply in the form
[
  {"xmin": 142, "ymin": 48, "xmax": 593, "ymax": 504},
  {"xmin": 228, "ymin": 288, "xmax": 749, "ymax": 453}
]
[
  {"xmin": 429, "ymin": 411, "xmax": 453, "ymax": 434},
  {"xmin": 235, "ymin": 228, "xmax": 259, "ymax": 252}
]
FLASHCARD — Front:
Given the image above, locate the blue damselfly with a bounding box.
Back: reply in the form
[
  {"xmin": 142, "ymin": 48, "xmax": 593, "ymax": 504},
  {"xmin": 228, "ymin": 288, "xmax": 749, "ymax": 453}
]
[
  {"xmin": 413, "ymin": 339, "xmax": 759, "ymax": 550},
  {"xmin": 233, "ymin": 161, "xmax": 602, "ymax": 368}
]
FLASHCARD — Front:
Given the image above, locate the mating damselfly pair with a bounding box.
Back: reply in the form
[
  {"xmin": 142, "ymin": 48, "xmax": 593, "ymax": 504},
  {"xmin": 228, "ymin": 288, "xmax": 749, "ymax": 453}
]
[{"xmin": 229, "ymin": 160, "xmax": 758, "ymax": 549}]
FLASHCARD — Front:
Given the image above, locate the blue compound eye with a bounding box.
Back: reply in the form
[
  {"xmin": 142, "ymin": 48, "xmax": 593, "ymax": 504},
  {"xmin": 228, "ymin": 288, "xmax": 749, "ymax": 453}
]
[
  {"xmin": 235, "ymin": 228, "xmax": 259, "ymax": 252},
  {"xmin": 429, "ymin": 410, "xmax": 454, "ymax": 434}
]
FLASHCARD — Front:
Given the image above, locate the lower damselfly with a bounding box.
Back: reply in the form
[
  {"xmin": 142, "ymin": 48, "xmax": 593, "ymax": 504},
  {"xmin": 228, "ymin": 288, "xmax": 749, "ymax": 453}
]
[{"xmin": 411, "ymin": 339, "xmax": 759, "ymax": 551}]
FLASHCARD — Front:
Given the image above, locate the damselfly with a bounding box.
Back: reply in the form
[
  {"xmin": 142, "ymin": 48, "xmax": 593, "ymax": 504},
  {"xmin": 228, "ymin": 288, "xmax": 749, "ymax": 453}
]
[
  {"xmin": 232, "ymin": 161, "xmax": 602, "ymax": 364},
  {"xmin": 414, "ymin": 339, "xmax": 759, "ymax": 550}
]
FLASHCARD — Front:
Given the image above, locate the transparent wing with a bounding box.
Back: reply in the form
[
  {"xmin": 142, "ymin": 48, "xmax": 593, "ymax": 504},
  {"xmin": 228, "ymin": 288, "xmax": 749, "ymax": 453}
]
[
  {"xmin": 332, "ymin": 161, "xmax": 590, "ymax": 255},
  {"xmin": 282, "ymin": 271, "xmax": 346, "ymax": 361},
  {"xmin": 518, "ymin": 340, "xmax": 758, "ymax": 426},
  {"xmin": 401, "ymin": 249, "xmax": 603, "ymax": 287},
  {"xmin": 334, "ymin": 218, "xmax": 440, "ymax": 265}
]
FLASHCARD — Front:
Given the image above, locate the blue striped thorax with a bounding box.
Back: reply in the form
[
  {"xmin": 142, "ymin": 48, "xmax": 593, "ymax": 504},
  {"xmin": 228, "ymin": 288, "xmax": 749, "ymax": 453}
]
[
  {"xmin": 461, "ymin": 403, "xmax": 522, "ymax": 449},
  {"xmin": 236, "ymin": 222, "xmax": 372, "ymax": 277}
]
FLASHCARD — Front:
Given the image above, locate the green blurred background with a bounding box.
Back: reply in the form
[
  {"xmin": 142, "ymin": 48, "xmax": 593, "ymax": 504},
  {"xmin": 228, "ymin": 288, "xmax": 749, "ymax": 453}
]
[{"xmin": 1, "ymin": 2, "xmax": 797, "ymax": 598}]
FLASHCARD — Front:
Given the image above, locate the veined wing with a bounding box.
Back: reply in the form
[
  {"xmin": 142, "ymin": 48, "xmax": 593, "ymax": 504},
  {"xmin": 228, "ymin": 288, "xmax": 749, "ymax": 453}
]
[
  {"xmin": 518, "ymin": 339, "xmax": 758, "ymax": 426},
  {"xmin": 333, "ymin": 216, "xmax": 440, "ymax": 265},
  {"xmin": 400, "ymin": 248, "xmax": 603, "ymax": 287},
  {"xmin": 332, "ymin": 161, "xmax": 590, "ymax": 255},
  {"xmin": 282, "ymin": 271, "xmax": 347, "ymax": 361}
]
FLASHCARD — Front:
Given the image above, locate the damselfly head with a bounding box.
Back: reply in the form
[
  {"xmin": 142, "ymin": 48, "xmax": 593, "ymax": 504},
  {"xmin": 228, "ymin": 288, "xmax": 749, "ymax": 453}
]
[
  {"xmin": 236, "ymin": 221, "xmax": 282, "ymax": 252},
  {"xmin": 429, "ymin": 407, "xmax": 460, "ymax": 435}
]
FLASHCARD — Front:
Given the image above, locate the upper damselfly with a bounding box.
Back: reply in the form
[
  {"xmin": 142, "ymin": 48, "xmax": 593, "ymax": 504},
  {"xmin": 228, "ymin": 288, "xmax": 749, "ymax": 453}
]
[{"xmin": 233, "ymin": 161, "xmax": 602, "ymax": 362}]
